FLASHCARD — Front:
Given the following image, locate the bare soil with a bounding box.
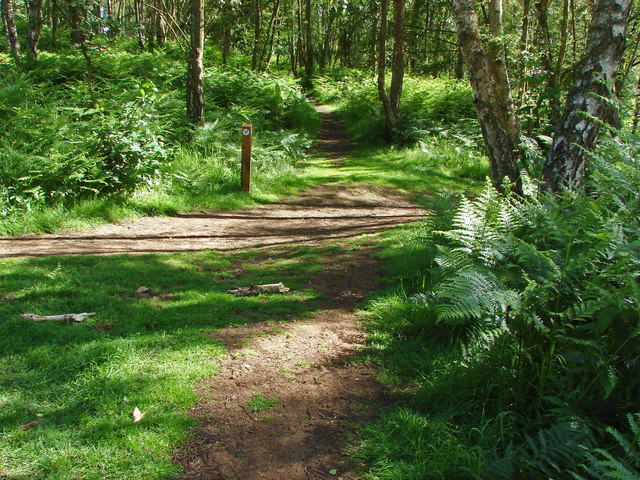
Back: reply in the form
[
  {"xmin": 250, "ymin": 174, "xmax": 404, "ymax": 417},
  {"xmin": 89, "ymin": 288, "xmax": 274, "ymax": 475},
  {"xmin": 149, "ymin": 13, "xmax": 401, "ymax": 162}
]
[
  {"xmin": 1, "ymin": 104, "xmax": 425, "ymax": 480},
  {"xmin": 176, "ymin": 245, "xmax": 388, "ymax": 480}
]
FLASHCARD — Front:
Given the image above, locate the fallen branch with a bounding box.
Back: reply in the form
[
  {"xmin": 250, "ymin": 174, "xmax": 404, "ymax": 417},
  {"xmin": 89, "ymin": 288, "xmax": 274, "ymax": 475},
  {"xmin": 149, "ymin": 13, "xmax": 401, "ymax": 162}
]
[
  {"xmin": 20, "ymin": 312, "xmax": 96, "ymax": 322},
  {"xmin": 228, "ymin": 283, "xmax": 290, "ymax": 297}
]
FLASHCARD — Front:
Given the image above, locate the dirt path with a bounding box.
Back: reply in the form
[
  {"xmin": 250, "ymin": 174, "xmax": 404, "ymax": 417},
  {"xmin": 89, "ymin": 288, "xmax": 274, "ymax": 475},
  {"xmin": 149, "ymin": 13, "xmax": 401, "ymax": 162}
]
[
  {"xmin": 173, "ymin": 105, "xmax": 412, "ymax": 480},
  {"xmin": 176, "ymin": 245, "xmax": 386, "ymax": 480},
  {"xmin": 2, "ymin": 103, "xmax": 425, "ymax": 479},
  {"xmin": 0, "ymin": 104, "xmax": 421, "ymax": 258}
]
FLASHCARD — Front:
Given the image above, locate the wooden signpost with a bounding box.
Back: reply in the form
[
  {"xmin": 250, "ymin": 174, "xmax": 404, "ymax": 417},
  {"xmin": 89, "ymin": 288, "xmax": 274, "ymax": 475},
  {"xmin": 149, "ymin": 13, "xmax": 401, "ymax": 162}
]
[{"xmin": 241, "ymin": 123, "xmax": 252, "ymax": 192}]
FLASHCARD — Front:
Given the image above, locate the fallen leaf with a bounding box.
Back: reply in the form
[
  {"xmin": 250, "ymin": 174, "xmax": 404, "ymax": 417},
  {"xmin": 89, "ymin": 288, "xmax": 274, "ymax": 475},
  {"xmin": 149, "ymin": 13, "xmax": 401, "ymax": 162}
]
[
  {"xmin": 136, "ymin": 286, "xmax": 150, "ymax": 295},
  {"xmin": 329, "ymin": 469, "xmax": 337, "ymax": 475},
  {"xmin": 132, "ymin": 407, "xmax": 146, "ymax": 423}
]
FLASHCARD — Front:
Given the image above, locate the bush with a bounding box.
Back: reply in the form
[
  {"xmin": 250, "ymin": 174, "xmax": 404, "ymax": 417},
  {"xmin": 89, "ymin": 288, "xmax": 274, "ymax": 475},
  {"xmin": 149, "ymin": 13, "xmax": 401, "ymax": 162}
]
[{"xmin": 0, "ymin": 46, "xmax": 319, "ymax": 230}]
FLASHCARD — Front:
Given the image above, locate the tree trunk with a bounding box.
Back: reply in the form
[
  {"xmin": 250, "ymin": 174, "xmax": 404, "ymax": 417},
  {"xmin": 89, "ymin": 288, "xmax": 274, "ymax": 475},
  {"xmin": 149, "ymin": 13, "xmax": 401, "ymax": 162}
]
[
  {"xmin": 156, "ymin": 8, "xmax": 166, "ymax": 46},
  {"xmin": 370, "ymin": 7, "xmax": 378, "ymax": 73},
  {"xmin": 1, "ymin": 0, "xmax": 20, "ymax": 58},
  {"xmin": 221, "ymin": 0, "xmax": 231, "ymax": 65},
  {"xmin": 455, "ymin": 46, "xmax": 464, "ymax": 79},
  {"xmin": 186, "ymin": 0, "xmax": 205, "ymax": 125},
  {"xmin": 134, "ymin": 0, "xmax": 145, "ymax": 49},
  {"xmin": 260, "ymin": 0, "xmax": 280, "ymax": 70},
  {"xmin": 389, "ymin": 0, "xmax": 404, "ymax": 117},
  {"xmin": 303, "ymin": 0, "xmax": 313, "ymax": 83},
  {"xmin": 2, "ymin": 10, "xmax": 10, "ymax": 52},
  {"xmin": 51, "ymin": 0, "xmax": 58, "ymax": 42},
  {"xmin": 25, "ymin": 0, "xmax": 42, "ymax": 58},
  {"xmin": 452, "ymin": 0, "xmax": 522, "ymax": 193},
  {"xmin": 289, "ymin": 34, "xmax": 298, "ymax": 76},
  {"xmin": 147, "ymin": 10, "xmax": 156, "ymax": 53},
  {"xmin": 520, "ymin": 0, "xmax": 530, "ymax": 50},
  {"xmin": 251, "ymin": 0, "xmax": 260, "ymax": 70},
  {"xmin": 377, "ymin": 0, "xmax": 394, "ymax": 136},
  {"xmin": 80, "ymin": 43, "xmax": 98, "ymax": 108},
  {"xmin": 377, "ymin": 0, "xmax": 405, "ymax": 141},
  {"xmin": 486, "ymin": 0, "xmax": 521, "ymax": 154},
  {"xmin": 542, "ymin": 0, "xmax": 632, "ymax": 192},
  {"xmin": 319, "ymin": 2, "xmax": 334, "ymax": 72}
]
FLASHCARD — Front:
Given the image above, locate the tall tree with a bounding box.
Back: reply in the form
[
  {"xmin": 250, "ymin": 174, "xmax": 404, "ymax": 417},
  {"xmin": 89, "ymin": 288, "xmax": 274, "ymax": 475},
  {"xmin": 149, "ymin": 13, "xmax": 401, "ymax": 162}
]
[
  {"xmin": 26, "ymin": 0, "xmax": 43, "ymax": 58},
  {"xmin": 251, "ymin": 0, "xmax": 261, "ymax": 69},
  {"xmin": 377, "ymin": 0, "xmax": 405, "ymax": 141},
  {"xmin": 1, "ymin": 0, "xmax": 20, "ymax": 58},
  {"xmin": 542, "ymin": 0, "xmax": 632, "ymax": 192},
  {"xmin": 452, "ymin": 0, "xmax": 522, "ymax": 192},
  {"xmin": 186, "ymin": 0, "xmax": 205, "ymax": 124},
  {"xmin": 303, "ymin": 0, "xmax": 313, "ymax": 83},
  {"xmin": 134, "ymin": 0, "xmax": 145, "ymax": 48},
  {"xmin": 51, "ymin": 0, "xmax": 59, "ymax": 44}
]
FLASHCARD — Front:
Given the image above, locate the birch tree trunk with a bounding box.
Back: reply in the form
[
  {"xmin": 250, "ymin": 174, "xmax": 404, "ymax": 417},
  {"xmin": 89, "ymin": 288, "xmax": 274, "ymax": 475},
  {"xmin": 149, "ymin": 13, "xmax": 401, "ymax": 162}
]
[
  {"xmin": 542, "ymin": 0, "xmax": 632, "ymax": 192},
  {"xmin": 134, "ymin": 0, "xmax": 145, "ymax": 49},
  {"xmin": 377, "ymin": 0, "xmax": 405, "ymax": 141},
  {"xmin": 452, "ymin": 0, "xmax": 522, "ymax": 192},
  {"xmin": 186, "ymin": 0, "xmax": 205, "ymax": 125},
  {"xmin": 26, "ymin": 0, "xmax": 43, "ymax": 58},
  {"xmin": 1, "ymin": 0, "xmax": 20, "ymax": 58}
]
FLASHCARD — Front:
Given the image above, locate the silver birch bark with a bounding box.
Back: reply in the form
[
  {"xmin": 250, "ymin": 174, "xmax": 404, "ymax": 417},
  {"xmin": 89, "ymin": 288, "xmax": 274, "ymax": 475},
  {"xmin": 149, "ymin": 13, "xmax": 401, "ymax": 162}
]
[
  {"xmin": 452, "ymin": 0, "xmax": 522, "ymax": 192},
  {"xmin": 542, "ymin": 0, "xmax": 632, "ymax": 192}
]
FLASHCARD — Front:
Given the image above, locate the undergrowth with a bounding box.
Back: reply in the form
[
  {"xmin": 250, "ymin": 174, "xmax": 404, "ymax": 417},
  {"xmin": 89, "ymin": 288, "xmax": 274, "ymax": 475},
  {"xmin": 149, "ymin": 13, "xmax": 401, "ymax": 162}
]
[
  {"xmin": 0, "ymin": 44, "xmax": 319, "ymax": 235},
  {"xmin": 358, "ymin": 136, "xmax": 640, "ymax": 479},
  {"xmin": 312, "ymin": 69, "xmax": 479, "ymax": 147}
]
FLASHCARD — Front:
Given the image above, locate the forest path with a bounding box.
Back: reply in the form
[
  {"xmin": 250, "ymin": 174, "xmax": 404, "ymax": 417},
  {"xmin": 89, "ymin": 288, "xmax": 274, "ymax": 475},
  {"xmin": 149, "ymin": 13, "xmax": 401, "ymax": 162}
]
[
  {"xmin": 2, "ymin": 103, "xmax": 425, "ymax": 479},
  {"xmin": 175, "ymin": 103, "xmax": 421, "ymax": 480},
  {"xmin": 0, "ymin": 102, "xmax": 422, "ymax": 258}
]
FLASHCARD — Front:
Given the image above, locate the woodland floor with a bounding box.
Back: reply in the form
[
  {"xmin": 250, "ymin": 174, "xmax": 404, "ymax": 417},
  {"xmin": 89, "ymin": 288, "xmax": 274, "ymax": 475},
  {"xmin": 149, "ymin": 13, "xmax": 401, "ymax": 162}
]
[{"xmin": 1, "ymin": 104, "xmax": 426, "ymax": 479}]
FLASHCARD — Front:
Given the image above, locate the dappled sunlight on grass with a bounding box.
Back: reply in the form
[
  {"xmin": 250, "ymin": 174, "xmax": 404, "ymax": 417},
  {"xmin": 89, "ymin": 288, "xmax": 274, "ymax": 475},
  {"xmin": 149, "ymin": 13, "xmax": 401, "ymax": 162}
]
[{"xmin": 0, "ymin": 245, "xmax": 341, "ymax": 479}]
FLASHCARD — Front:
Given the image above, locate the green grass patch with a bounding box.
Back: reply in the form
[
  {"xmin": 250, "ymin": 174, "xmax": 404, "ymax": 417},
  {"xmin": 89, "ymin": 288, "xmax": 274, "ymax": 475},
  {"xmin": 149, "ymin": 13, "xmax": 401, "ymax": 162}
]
[
  {"xmin": 0, "ymin": 244, "xmax": 340, "ymax": 479},
  {"xmin": 246, "ymin": 392, "xmax": 278, "ymax": 413}
]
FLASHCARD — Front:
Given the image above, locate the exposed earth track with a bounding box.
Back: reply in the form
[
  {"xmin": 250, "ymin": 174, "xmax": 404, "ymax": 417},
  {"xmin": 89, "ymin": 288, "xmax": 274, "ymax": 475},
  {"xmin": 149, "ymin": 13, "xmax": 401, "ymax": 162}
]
[{"xmin": 2, "ymin": 103, "xmax": 426, "ymax": 480}]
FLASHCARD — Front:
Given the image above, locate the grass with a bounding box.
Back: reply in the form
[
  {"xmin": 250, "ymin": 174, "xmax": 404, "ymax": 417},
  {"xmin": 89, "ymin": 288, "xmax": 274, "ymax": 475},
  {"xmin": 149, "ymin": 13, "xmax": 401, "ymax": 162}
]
[
  {"xmin": 0, "ymin": 138, "xmax": 488, "ymax": 478},
  {"xmin": 246, "ymin": 392, "xmax": 278, "ymax": 413},
  {"xmin": 0, "ymin": 245, "xmax": 339, "ymax": 479}
]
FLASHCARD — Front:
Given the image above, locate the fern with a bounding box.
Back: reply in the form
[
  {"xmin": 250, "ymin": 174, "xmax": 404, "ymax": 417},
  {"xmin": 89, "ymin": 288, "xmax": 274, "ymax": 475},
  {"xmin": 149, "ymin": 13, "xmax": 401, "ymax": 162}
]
[
  {"xmin": 575, "ymin": 414, "xmax": 640, "ymax": 479},
  {"xmin": 468, "ymin": 424, "xmax": 591, "ymax": 479},
  {"xmin": 435, "ymin": 267, "xmax": 520, "ymax": 324}
]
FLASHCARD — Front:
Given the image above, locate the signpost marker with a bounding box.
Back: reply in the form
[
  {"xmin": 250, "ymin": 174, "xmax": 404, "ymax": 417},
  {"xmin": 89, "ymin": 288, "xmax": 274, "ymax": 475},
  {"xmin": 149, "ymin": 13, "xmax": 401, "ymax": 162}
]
[{"xmin": 241, "ymin": 123, "xmax": 252, "ymax": 192}]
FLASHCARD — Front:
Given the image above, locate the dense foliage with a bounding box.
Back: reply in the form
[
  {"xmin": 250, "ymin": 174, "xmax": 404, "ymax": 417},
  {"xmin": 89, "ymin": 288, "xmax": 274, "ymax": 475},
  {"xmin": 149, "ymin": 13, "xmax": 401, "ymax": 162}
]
[
  {"xmin": 359, "ymin": 136, "xmax": 640, "ymax": 479},
  {"xmin": 0, "ymin": 44, "xmax": 318, "ymax": 234},
  {"xmin": 313, "ymin": 69, "xmax": 479, "ymax": 146}
]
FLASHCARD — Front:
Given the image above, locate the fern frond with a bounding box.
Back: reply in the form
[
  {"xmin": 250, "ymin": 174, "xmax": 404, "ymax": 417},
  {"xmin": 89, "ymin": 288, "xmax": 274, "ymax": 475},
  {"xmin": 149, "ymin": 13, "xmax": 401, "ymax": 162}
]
[{"xmin": 435, "ymin": 268, "xmax": 520, "ymax": 324}]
